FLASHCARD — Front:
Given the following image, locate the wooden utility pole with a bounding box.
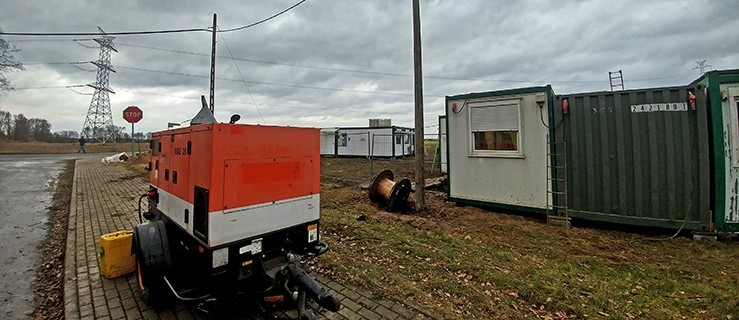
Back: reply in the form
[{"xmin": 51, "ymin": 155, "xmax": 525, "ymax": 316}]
[
  {"xmin": 209, "ymin": 13, "xmax": 217, "ymax": 113},
  {"xmin": 412, "ymin": 0, "xmax": 425, "ymax": 212}
]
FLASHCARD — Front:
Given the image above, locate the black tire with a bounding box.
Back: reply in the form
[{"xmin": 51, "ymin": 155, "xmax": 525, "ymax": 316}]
[
  {"xmin": 136, "ymin": 257, "xmax": 166, "ymax": 304},
  {"xmin": 133, "ymin": 220, "xmax": 172, "ymax": 304}
]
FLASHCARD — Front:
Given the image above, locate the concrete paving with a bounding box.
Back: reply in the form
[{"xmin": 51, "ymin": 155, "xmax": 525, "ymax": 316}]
[{"xmin": 64, "ymin": 159, "xmax": 432, "ymax": 320}]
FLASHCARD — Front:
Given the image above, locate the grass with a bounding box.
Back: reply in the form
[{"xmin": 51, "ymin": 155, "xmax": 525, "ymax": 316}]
[
  {"xmin": 317, "ymin": 159, "xmax": 739, "ymax": 320},
  {"xmin": 0, "ymin": 141, "xmax": 139, "ymax": 154}
]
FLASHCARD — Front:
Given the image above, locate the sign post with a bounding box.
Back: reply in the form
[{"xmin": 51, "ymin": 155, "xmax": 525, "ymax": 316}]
[{"xmin": 123, "ymin": 106, "xmax": 143, "ymax": 161}]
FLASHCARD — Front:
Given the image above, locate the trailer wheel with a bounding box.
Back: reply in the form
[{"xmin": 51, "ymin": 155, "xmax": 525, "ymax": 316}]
[
  {"xmin": 133, "ymin": 220, "xmax": 172, "ymax": 304},
  {"xmin": 136, "ymin": 258, "xmax": 164, "ymax": 303}
]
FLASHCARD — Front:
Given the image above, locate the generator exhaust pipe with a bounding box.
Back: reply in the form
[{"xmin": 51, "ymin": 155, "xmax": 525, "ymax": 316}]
[{"xmin": 286, "ymin": 263, "xmax": 341, "ymax": 312}]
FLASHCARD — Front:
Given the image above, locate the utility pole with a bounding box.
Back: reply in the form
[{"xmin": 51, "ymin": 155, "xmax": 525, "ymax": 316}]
[
  {"xmin": 209, "ymin": 13, "xmax": 217, "ymax": 113},
  {"xmin": 412, "ymin": 0, "xmax": 425, "ymax": 213}
]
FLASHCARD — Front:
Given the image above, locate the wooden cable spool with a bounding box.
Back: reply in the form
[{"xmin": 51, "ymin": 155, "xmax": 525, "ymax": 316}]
[{"xmin": 369, "ymin": 169, "xmax": 412, "ymax": 212}]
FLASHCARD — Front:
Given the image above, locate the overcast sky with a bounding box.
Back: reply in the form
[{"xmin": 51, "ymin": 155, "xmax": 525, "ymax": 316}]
[{"xmin": 1, "ymin": 0, "xmax": 738, "ymax": 135}]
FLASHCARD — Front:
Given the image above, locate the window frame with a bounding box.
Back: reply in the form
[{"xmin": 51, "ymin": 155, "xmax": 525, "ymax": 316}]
[{"xmin": 467, "ymin": 98, "xmax": 524, "ymax": 158}]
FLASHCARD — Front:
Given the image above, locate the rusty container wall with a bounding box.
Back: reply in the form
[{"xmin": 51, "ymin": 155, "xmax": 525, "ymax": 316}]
[{"xmin": 551, "ymin": 86, "xmax": 711, "ymax": 231}]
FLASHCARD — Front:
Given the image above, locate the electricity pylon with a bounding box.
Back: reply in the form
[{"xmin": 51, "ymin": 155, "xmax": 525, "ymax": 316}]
[{"xmin": 81, "ymin": 27, "xmax": 117, "ymax": 143}]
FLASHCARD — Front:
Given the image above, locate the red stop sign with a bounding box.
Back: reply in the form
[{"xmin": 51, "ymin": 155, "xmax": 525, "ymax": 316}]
[{"xmin": 123, "ymin": 106, "xmax": 143, "ymax": 123}]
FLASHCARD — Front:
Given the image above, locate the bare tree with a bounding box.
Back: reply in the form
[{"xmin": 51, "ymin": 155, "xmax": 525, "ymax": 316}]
[
  {"xmin": 29, "ymin": 118, "xmax": 52, "ymax": 141},
  {"xmin": 0, "ymin": 31, "xmax": 24, "ymax": 94},
  {"xmin": 12, "ymin": 113, "xmax": 30, "ymax": 141},
  {"xmin": 0, "ymin": 109, "xmax": 10, "ymax": 139}
]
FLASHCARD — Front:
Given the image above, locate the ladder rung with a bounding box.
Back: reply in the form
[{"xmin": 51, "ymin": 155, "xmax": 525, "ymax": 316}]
[
  {"xmin": 548, "ymin": 153, "xmax": 566, "ymax": 156},
  {"xmin": 547, "ymin": 178, "xmax": 566, "ymax": 181},
  {"xmin": 547, "ymin": 191, "xmax": 567, "ymax": 195},
  {"xmin": 549, "ymin": 165, "xmax": 566, "ymax": 169}
]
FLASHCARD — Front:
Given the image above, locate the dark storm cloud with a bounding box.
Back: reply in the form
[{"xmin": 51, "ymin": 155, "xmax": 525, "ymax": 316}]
[{"xmin": 1, "ymin": 0, "xmax": 738, "ymax": 133}]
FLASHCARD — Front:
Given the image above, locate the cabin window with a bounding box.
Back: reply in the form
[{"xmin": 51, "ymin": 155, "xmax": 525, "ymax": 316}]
[{"xmin": 469, "ymin": 100, "xmax": 522, "ymax": 156}]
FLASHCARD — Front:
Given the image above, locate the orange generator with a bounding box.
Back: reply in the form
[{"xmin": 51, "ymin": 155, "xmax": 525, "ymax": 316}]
[{"xmin": 133, "ymin": 109, "xmax": 339, "ymax": 319}]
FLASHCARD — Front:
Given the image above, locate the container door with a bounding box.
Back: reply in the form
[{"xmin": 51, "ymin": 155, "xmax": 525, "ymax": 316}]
[{"xmin": 725, "ymin": 86, "xmax": 739, "ymax": 229}]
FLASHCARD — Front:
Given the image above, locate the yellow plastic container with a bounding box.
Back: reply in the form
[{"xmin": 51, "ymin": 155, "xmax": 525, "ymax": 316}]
[{"xmin": 98, "ymin": 231, "xmax": 136, "ymax": 279}]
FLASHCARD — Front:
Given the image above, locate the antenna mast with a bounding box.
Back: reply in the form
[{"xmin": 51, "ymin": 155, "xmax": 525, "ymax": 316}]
[{"xmin": 209, "ymin": 13, "xmax": 217, "ymax": 113}]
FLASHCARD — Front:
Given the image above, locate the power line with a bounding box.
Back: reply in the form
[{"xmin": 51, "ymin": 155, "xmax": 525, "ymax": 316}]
[
  {"xmin": 218, "ymin": 0, "xmax": 307, "ymax": 32},
  {"xmin": 218, "ymin": 29, "xmax": 265, "ymax": 123},
  {"xmin": 14, "ymin": 84, "xmax": 87, "ymax": 90},
  {"xmin": 1, "ymin": 1, "xmax": 308, "ymax": 37},
  {"xmin": 20, "ymin": 61, "xmax": 89, "ymax": 65},
  {"xmin": 115, "ymin": 42, "xmax": 695, "ymax": 84},
  {"xmin": 6, "ymin": 38, "xmax": 94, "ymax": 43},
  {"xmin": 114, "ymin": 65, "xmax": 435, "ymax": 97},
  {"xmin": 117, "ymin": 88, "xmax": 409, "ymax": 116},
  {"xmin": 19, "ymin": 59, "xmax": 698, "ymax": 97},
  {"xmin": 0, "ymin": 28, "xmax": 207, "ymax": 37}
]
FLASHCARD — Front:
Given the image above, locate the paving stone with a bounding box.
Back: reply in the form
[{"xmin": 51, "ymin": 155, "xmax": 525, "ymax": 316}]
[
  {"xmin": 94, "ymin": 305, "xmax": 110, "ymax": 318},
  {"xmin": 357, "ymin": 308, "xmax": 381, "ymax": 320},
  {"xmin": 109, "ymin": 306, "xmax": 125, "ymax": 320},
  {"xmin": 357, "ymin": 296, "xmax": 379, "ymax": 310},
  {"xmin": 341, "ymin": 289, "xmax": 362, "ymax": 301},
  {"xmin": 79, "ymin": 303, "xmax": 93, "ymax": 317},
  {"xmin": 338, "ymin": 307, "xmax": 363, "ymax": 320},
  {"xmin": 125, "ymin": 307, "xmax": 143, "ymax": 320},
  {"xmin": 341, "ymin": 299, "xmax": 362, "ymax": 312}
]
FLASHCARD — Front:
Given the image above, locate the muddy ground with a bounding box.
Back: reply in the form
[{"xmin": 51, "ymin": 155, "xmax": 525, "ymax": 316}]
[{"xmin": 31, "ymin": 161, "xmax": 74, "ymax": 320}]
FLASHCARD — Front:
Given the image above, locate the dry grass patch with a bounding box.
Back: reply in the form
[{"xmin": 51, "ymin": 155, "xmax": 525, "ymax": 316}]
[{"xmin": 316, "ymin": 158, "xmax": 739, "ymax": 320}]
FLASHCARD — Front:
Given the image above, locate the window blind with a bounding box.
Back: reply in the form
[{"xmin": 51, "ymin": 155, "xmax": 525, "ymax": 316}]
[{"xmin": 470, "ymin": 103, "xmax": 519, "ymax": 132}]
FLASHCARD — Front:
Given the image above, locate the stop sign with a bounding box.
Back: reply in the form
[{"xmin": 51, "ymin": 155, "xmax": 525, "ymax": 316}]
[{"xmin": 123, "ymin": 106, "xmax": 143, "ymax": 123}]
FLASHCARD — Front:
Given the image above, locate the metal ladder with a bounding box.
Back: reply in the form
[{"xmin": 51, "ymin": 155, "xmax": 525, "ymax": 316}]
[{"xmin": 546, "ymin": 136, "xmax": 570, "ymax": 226}]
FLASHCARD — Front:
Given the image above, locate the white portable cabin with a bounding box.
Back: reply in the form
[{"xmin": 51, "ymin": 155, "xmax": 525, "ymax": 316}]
[
  {"xmin": 445, "ymin": 86, "xmax": 553, "ymax": 211},
  {"xmin": 320, "ymin": 128, "xmax": 337, "ymax": 156},
  {"xmin": 336, "ymin": 126, "xmax": 415, "ymax": 157}
]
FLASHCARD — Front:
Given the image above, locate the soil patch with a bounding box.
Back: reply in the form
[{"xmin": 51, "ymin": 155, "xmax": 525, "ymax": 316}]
[{"xmin": 31, "ymin": 160, "xmax": 74, "ymax": 320}]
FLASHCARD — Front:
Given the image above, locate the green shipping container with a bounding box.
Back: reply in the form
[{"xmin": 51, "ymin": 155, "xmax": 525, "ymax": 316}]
[{"xmin": 551, "ymin": 85, "xmax": 711, "ymax": 231}]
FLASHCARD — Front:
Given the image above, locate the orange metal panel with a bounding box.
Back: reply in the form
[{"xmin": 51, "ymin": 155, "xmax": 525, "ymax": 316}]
[
  {"xmin": 210, "ymin": 124, "xmax": 320, "ymax": 211},
  {"xmin": 188, "ymin": 127, "xmax": 213, "ymax": 199},
  {"xmin": 150, "ymin": 123, "xmax": 320, "ymax": 214}
]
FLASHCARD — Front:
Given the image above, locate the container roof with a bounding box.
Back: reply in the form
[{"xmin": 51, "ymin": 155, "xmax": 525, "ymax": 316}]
[{"xmin": 446, "ymin": 86, "xmax": 552, "ymax": 100}]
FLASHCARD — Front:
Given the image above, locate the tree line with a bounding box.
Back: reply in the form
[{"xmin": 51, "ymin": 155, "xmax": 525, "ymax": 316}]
[{"xmin": 0, "ymin": 109, "xmax": 147, "ymax": 143}]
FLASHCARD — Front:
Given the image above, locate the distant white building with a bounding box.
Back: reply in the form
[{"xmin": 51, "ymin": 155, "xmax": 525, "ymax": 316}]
[{"xmin": 319, "ymin": 126, "xmax": 414, "ymax": 157}]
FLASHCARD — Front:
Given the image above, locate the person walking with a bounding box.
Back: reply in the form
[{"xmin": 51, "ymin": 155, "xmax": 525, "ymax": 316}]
[{"xmin": 77, "ymin": 136, "xmax": 86, "ymax": 153}]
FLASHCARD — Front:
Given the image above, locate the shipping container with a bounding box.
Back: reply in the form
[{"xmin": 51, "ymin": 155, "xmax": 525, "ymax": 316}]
[
  {"xmin": 444, "ymin": 75, "xmax": 739, "ymax": 233},
  {"xmin": 551, "ymin": 85, "xmax": 711, "ymax": 231},
  {"xmin": 335, "ymin": 126, "xmax": 414, "ymax": 157},
  {"xmin": 695, "ymin": 69, "xmax": 739, "ymax": 232}
]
